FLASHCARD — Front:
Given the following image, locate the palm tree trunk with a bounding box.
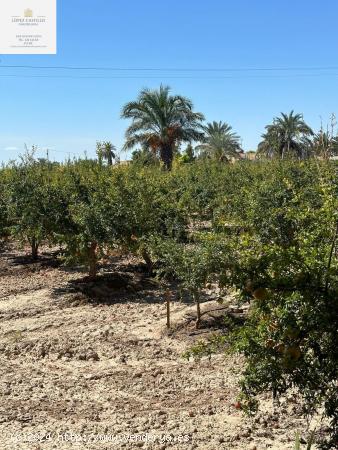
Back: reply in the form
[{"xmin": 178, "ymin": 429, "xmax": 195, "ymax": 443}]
[
  {"xmin": 160, "ymin": 144, "xmax": 173, "ymax": 170},
  {"xmin": 107, "ymin": 153, "xmax": 113, "ymax": 166}
]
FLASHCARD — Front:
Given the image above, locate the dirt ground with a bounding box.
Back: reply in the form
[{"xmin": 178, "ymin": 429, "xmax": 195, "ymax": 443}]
[{"xmin": 0, "ymin": 244, "xmax": 323, "ymax": 450}]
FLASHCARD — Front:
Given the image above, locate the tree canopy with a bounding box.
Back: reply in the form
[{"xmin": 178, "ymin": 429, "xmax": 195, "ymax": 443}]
[{"xmin": 121, "ymin": 85, "xmax": 205, "ymax": 170}]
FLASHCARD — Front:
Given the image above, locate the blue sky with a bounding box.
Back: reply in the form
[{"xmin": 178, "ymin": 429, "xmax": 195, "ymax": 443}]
[{"xmin": 1, "ymin": 0, "xmax": 338, "ymax": 162}]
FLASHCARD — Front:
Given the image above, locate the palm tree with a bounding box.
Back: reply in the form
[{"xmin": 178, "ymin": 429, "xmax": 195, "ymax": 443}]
[
  {"xmin": 196, "ymin": 121, "xmax": 242, "ymax": 161},
  {"xmin": 311, "ymin": 130, "xmax": 338, "ymax": 159},
  {"xmin": 96, "ymin": 141, "xmax": 116, "ymax": 166},
  {"xmin": 121, "ymin": 85, "xmax": 205, "ymax": 170},
  {"xmin": 258, "ymin": 111, "xmax": 313, "ymax": 159}
]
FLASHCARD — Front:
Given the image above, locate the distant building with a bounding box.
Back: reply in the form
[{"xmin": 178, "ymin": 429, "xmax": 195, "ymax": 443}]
[
  {"xmin": 118, "ymin": 160, "xmax": 132, "ymax": 166},
  {"xmin": 242, "ymin": 151, "xmax": 257, "ymax": 160},
  {"xmin": 229, "ymin": 148, "xmax": 245, "ymax": 163}
]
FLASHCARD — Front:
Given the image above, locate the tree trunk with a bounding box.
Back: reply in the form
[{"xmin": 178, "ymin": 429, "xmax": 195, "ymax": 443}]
[
  {"xmin": 282, "ymin": 141, "xmax": 290, "ymax": 159},
  {"xmin": 160, "ymin": 144, "xmax": 173, "ymax": 170},
  {"xmin": 107, "ymin": 153, "xmax": 113, "ymax": 166},
  {"xmin": 88, "ymin": 241, "xmax": 98, "ymax": 280},
  {"xmin": 31, "ymin": 237, "xmax": 39, "ymax": 260},
  {"xmin": 141, "ymin": 249, "xmax": 153, "ymax": 274}
]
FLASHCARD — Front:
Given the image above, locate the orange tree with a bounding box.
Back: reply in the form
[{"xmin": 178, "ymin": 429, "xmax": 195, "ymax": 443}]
[
  {"xmin": 120, "ymin": 166, "xmax": 188, "ymax": 267},
  {"xmin": 148, "ymin": 235, "xmax": 223, "ymax": 326},
  {"xmin": 56, "ymin": 160, "xmax": 119, "ymax": 279},
  {"xmin": 173, "ymin": 161, "xmax": 227, "ymax": 221},
  {"xmin": 172, "ymin": 160, "xmax": 337, "ymax": 447},
  {"xmin": 57, "ymin": 162, "xmax": 188, "ymax": 278},
  {"xmin": 213, "ymin": 161, "xmax": 338, "ymax": 448},
  {"xmin": 6, "ymin": 155, "xmax": 70, "ymax": 259}
]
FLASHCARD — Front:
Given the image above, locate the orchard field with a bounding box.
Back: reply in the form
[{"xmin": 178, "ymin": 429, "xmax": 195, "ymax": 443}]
[{"xmin": 0, "ymin": 155, "xmax": 337, "ymax": 449}]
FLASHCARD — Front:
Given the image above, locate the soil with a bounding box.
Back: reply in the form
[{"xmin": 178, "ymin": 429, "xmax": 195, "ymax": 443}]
[{"xmin": 0, "ymin": 244, "xmax": 323, "ymax": 450}]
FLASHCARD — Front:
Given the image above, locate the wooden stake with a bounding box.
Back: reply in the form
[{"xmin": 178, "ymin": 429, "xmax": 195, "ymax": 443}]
[{"xmin": 165, "ymin": 290, "xmax": 171, "ymax": 329}]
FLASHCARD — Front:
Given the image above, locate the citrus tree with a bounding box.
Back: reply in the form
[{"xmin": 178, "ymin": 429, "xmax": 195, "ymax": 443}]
[
  {"xmin": 57, "ymin": 160, "xmax": 119, "ymax": 278},
  {"xmin": 216, "ymin": 161, "xmax": 338, "ymax": 448},
  {"xmin": 56, "ymin": 162, "xmax": 187, "ymax": 278},
  {"xmin": 178, "ymin": 160, "xmax": 337, "ymax": 447},
  {"xmin": 149, "ymin": 235, "xmax": 223, "ymax": 327},
  {"xmin": 7, "ymin": 154, "xmax": 68, "ymax": 259}
]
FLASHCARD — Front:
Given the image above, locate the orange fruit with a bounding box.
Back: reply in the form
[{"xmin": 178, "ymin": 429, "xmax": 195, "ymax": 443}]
[{"xmin": 253, "ymin": 287, "xmax": 268, "ymax": 301}]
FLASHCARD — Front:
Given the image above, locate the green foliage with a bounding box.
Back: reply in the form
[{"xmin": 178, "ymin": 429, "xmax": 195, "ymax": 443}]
[
  {"xmin": 58, "ymin": 161, "xmax": 119, "ymax": 277},
  {"xmin": 257, "ymin": 111, "xmax": 313, "ymax": 159},
  {"xmin": 6, "ymin": 153, "xmax": 70, "ymax": 258},
  {"xmin": 149, "ymin": 235, "xmax": 218, "ymax": 289},
  {"xmin": 312, "ymin": 130, "xmax": 338, "ymax": 159},
  {"xmin": 180, "ymin": 143, "xmax": 196, "ymax": 163},
  {"xmin": 131, "ymin": 146, "xmax": 159, "ymax": 167},
  {"xmin": 121, "ymin": 85, "xmax": 205, "ymax": 170},
  {"xmin": 183, "ymin": 334, "xmax": 228, "ymax": 361},
  {"xmin": 196, "ymin": 120, "xmax": 242, "ymax": 161},
  {"xmin": 3, "ymin": 156, "xmax": 187, "ymax": 275},
  {"xmin": 107, "ymin": 166, "xmax": 188, "ymax": 265},
  {"xmin": 1, "ymin": 150, "xmax": 337, "ymax": 446},
  {"xmin": 96, "ymin": 141, "xmax": 116, "ymax": 166},
  {"xmin": 181, "ymin": 161, "xmax": 337, "ymax": 447}
]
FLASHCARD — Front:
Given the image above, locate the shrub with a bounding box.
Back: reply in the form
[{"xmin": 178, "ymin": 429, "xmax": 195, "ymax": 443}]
[
  {"xmin": 7, "ymin": 154, "xmax": 69, "ymax": 259},
  {"xmin": 190, "ymin": 161, "xmax": 338, "ymax": 448}
]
